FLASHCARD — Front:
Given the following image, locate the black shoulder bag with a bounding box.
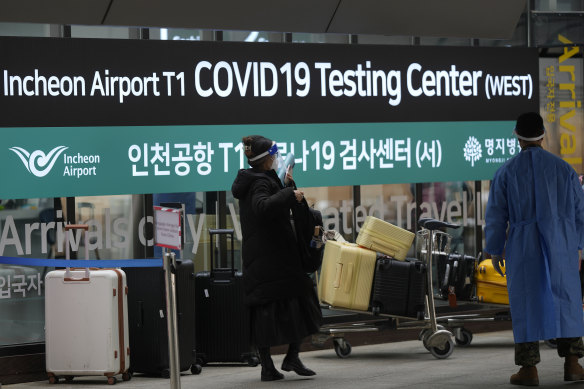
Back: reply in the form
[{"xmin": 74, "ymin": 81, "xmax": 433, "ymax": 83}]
[{"xmin": 291, "ymin": 198, "xmax": 324, "ymax": 273}]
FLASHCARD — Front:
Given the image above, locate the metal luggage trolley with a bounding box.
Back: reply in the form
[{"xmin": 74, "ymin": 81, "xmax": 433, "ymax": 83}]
[
  {"xmin": 314, "ymin": 218, "xmax": 461, "ymax": 360},
  {"xmin": 408, "ymin": 219, "xmax": 510, "ymax": 350}
]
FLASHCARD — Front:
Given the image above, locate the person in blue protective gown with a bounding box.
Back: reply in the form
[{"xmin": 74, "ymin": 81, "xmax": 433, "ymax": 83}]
[{"xmin": 485, "ymin": 112, "xmax": 584, "ymax": 386}]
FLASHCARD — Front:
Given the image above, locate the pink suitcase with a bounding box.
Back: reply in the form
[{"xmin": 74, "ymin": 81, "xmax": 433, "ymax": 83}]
[{"xmin": 45, "ymin": 225, "xmax": 131, "ymax": 385}]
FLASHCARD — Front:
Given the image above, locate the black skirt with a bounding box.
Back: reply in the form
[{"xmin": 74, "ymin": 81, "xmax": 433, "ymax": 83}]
[{"xmin": 250, "ymin": 289, "xmax": 322, "ymax": 348}]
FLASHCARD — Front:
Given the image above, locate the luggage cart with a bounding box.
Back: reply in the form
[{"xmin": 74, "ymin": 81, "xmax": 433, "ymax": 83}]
[
  {"xmin": 429, "ymin": 279, "xmax": 511, "ymax": 348},
  {"xmin": 315, "ymin": 218, "xmax": 462, "ymax": 359}
]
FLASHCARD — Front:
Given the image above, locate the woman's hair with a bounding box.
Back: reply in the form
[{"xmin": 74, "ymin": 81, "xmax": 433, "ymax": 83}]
[{"xmin": 242, "ymin": 135, "xmax": 273, "ymax": 167}]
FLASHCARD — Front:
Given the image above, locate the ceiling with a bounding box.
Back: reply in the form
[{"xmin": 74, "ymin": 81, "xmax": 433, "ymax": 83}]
[{"xmin": 0, "ymin": 0, "xmax": 527, "ymax": 39}]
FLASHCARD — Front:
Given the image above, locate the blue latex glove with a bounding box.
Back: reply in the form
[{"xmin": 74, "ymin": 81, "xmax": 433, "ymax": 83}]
[{"xmin": 492, "ymin": 254, "xmax": 505, "ymax": 277}]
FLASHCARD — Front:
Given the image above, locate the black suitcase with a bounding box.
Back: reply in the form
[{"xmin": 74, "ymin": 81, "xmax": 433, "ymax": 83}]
[
  {"xmin": 125, "ymin": 259, "xmax": 202, "ymax": 377},
  {"xmin": 194, "ymin": 229, "xmax": 259, "ymax": 366},
  {"xmin": 370, "ymin": 257, "xmax": 426, "ymax": 319},
  {"xmin": 437, "ymin": 253, "xmax": 477, "ymax": 301}
]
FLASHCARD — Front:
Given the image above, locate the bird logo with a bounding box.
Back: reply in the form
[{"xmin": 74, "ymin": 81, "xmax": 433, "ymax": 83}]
[{"xmin": 9, "ymin": 146, "xmax": 69, "ymax": 177}]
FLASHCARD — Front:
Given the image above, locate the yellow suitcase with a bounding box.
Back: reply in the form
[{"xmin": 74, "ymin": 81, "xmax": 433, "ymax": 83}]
[
  {"xmin": 356, "ymin": 216, "xmax": 415, "ymax": 261},
  {"xmin": 318, "ymin": 241, "xmax": 377, "ymax": 311},
  {"xmin": 475, "ymin": 259, "xmax": 509, "ymax": 305}
]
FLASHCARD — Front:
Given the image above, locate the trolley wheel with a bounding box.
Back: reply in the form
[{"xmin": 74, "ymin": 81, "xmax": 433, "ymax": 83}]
[
  {"xmin": 545, "ymin": 338, "xmax": 558, "ymax": 348},
  {"xmin": 191, "ymin": 364, "xmax": 203, "ymax": 375},
  {"xmin": 454, "ymin": 329, "xmax": 473, "ymax": 347},
  {"xmin": 48, "ymin": 375, "xmax": 59, "ymax": 384},
  {"xmin": 430, "ymin": 338, "xmax": 454, "ymax": 359},
  {"xmin": 196, "ymin": 357, "xmax": 207, "ymax": 367},
  {"xmin": 422, "ymin": 337, "xmax": 431, "ymax": 351},
  {"xmin": 64, "ymin": 375, "xmax": 74, "ymax": 382},
  {"xmin": 122, "ymin": 371, "xmax": 132, "ymax": 381},
  {"xmin": 247, "ymin": 356, "xmax": 260, "ymax": 367},
  {"xmin": 333, "ymin": 339, "xmax": 352, "ymax": 358},
  {"xmin": 421, "ymin": 329, "xmax": 433, "ymax": 350},
  {"xmin": 161, "ymin": 369, "xmax": 171, "ymax": 379},
  {"xmin": 418, "ymin": 329, "xmax": 431, "ymax": 341},
  {"xmin": 107, "ymin": 376, "xmax": 117, "ymax": 385}
]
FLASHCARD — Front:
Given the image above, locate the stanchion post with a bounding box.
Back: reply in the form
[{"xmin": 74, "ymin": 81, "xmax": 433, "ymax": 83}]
[{"xmin": 163, "ymin": 249, "xmax": 181, "ymax": 389}]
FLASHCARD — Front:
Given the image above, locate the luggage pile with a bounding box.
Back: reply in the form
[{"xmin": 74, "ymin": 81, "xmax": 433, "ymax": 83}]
[
  {"xmin": 318, "ymin": 215, "xmax": 510, "ymax": 319},
  {"xmin": 318, "ymin": 216, "xmax": 426, "ymax": 319},
  {"xmin": 436, "ymin": 253, "xmax": 508, "ymax": 305}
]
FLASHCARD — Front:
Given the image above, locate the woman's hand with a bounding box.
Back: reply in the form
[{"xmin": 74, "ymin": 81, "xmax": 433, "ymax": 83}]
[{"xmin": 293, "ymin": 190, "xmax": 304, "ymax": 203}]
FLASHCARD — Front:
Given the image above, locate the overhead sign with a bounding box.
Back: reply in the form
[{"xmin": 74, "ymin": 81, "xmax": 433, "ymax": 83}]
[
  {"xmin": 1, "ymin": 121, "xmax": 519, "ymax": 199},
  {"xmin": 0, "ymin": 37, "xmax": 538, "ymax": 126},
  {"xmin": 0, "ymin": 37, "xmax": 539, "ymax": 198}
]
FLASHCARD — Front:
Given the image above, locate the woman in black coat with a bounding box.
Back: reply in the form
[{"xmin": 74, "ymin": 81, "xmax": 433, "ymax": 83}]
[{"xmin": 231, "ymin": 135, "xmax": 322, "ymax": 382}]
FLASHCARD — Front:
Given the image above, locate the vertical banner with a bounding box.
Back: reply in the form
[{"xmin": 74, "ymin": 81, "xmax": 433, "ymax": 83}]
[{"xmin": 540, "ymin": 35, "xmax": 583, "ymax": 173}]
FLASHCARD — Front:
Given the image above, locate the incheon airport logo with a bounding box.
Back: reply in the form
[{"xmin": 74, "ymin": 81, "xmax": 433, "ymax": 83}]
[
  {"xmin": 9, "ymin": 146, "xmax": 68, "ymax": 177},
  {"xmin": 463, "ymin": 136, "xmax": 482, "ymax": 167},
  {"xmin": 9, "ymin": 145, "xmax": 100, "ymax": 178}
]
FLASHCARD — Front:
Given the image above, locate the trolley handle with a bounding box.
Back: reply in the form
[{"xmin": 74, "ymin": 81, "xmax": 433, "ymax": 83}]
[
  {"xmin": 64, "ymin": 224, "xmax": 90, "ymax": 281},
  {"xmin": 418, "ymin": 218, "xmax": 460, "ymax": 231}
]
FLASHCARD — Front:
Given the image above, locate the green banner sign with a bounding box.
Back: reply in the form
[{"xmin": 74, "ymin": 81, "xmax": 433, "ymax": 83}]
[{"xmin": 1, "ymin": 121, "xmax": 516, "ymax": 199}]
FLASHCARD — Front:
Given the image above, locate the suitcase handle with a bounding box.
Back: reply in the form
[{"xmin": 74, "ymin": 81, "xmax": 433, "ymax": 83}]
[
  {"xmin": 209, "ymin": 228, "xmax": 235, "ymax": 275},
  {"xmin": 64, "ymin": 224, "xmax": 90, "ymax": 281},
  {"xmin": 343, "ymin": 263, "xmax": 354, "ymax": 293}
]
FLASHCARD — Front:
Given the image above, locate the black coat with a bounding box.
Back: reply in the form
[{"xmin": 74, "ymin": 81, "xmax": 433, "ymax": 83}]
[{"xmin": 231, "ymin": 168, "xmax": 314, "ymax": 306}]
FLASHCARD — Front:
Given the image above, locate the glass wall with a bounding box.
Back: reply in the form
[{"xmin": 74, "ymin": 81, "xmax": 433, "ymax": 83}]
[{"xmin": 0, "ymin": 198, "xmax": 53, "ymax": 346}]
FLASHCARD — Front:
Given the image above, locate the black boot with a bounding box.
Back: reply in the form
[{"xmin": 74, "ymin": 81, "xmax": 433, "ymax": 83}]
[
  {"xmin": 258, "ymin": 347, "xmax": 284, "ymax": 382},
  {"xmin": 281, "ymin": 342, "xmax": 316, "ymax": 376}
]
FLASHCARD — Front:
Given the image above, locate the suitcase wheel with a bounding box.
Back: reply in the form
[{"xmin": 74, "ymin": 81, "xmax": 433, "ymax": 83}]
[
  {"xmin": 107, "ymin": 376, "xmax": 117, "ymax": 385},
  {"xmin": 247, "ymin": 356, "xmax": 260, "ymax": 367},
  {"xmin": 122, "ymin": 371, "xmax": 132, "ymax": 381},
  {"xmin": 191, "ymin": 364, "xmax": 203, "ymax": 375},
  {"xmin": 48, "ymin": 375, "xmax": 59, "ymax": 385}
]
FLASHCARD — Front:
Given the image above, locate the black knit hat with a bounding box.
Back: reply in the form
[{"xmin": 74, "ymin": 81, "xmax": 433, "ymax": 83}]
[{"xmin": 514, "ymin": 112, "xmax": 545, "ymax": 141}]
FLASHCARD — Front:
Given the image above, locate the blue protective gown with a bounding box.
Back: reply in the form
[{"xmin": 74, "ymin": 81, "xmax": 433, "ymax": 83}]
[{"xmin": 485, "ymin": 146, "xmax": 584, "ymax": 343}]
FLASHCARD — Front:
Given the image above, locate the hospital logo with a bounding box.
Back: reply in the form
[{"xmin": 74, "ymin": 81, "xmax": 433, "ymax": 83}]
[
  {"xmin": 9, "ymin": 146, "xmax": 68, "ymax": 177},
  {"xmin": 463, "ymin": 136, "xmax": 482, "ymax": 167}
]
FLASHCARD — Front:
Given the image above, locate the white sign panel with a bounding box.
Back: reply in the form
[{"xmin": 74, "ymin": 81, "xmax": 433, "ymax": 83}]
[{"xmin": 154, "ymin": 206, "xmax": 182, "ymax": 250}]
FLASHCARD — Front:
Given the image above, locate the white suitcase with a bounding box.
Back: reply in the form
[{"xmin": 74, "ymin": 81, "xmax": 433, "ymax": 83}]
[{"xmin": 45, "ymin": 225, "xmax": 131, "ymax": 385}]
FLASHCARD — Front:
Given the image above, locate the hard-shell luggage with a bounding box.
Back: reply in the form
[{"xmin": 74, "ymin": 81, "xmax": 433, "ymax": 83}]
[
  {"xmin": 356, "ymin": 216, "xmax": 415, "ymax": 261},
  {"xmin": 370, "ymin": 257, "xmax": 426, "ymax": 319},
  {"xmin": 318, "ymin": 240, "xmax": 377, "ymax": 311},
  {"xmin": 124, "ymin": 260, "xmax": 201, "ymax": 377},
  {"xmin": 45, "ymin": 225, "xmax": 130, "ymax": 385},
  {"xmin": 194, "ymin": 229, "xmax": 258, "ymax": 366},
  {"xmin": 437, "ymin": 253, "xmax": 478, "ymax": 301},
  {"xmin": 475, "ymin": 259, "xmax": 509, "ymax": 305}
]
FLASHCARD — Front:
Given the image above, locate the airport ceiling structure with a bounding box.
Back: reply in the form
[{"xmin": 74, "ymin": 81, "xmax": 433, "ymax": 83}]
[{"xmin": 0, "ymin": 0, "xmax": 527, "ymax": 40}]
